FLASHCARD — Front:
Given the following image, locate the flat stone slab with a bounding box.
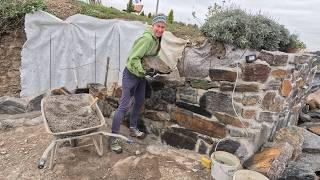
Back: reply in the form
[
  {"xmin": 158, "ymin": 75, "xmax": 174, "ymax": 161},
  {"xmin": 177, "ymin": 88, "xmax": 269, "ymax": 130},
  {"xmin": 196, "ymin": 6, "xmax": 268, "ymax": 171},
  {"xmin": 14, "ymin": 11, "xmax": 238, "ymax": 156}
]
[
  {"xmin": 296, "ymin": 153, "xmax": 320, "ymax": 172},
  {"xmin": 186, "ymin": 77, "xmax": 219, "ymax": 90},
  {"xmin": 0, "ymin": 96, "xmax": 28, "ymax": 114},
  {"xmin": 209, "ymin": 139, "xmax": 240, "ymax": 155},
  {"xmin": 308, "ymin": 126, "xmax": 320, "ymax": 136},
  {"xmin": 273, "ymin": 126, "xmax": 304, "ymax": 160},
  {"xmin": 142, "ymin": 56, "xmax": 172, "ymax": 74},
  {"xmin": 241, "ymin": 60, "xmax": 271, "ymax": 83},
  {"xmin": 26, "ymin": 93, "xmax": 46, "ymax": 112},
  {"xmin": 280, "ymin": 161, "xmax": 317, "ymax": 180},
  {"xmin": 258, "ymin": 50, "xmax": 289, "ymax": 66},
  {"xmin": 144, "ymin": 110, "xmax": 170, "ymax": 121},
  {"xmin": 161, "ymin": 127, "xmax": 198, "ymax": 150},
  {"xmin": 170, "ymin": 107, "xmax": 227, "ymax": 138},
  {"xmin": 244, "ymin": 142, "xmax": 294, "ymax": 180},
  {"xmin": 302, "ymin": 128, "xmax": 320, "ymax": 153},
  {"xmin": 199, "ymin": 91, "xmax": 241, "ymax": 116},
  {"xmin": 209, "ymin": 67, "xmax": 237, "ymax": 82},
  {"xmin": 175, "ymin": 101, "xmax": 212, "ymax": 118},
  {"xmin": 280, "ymin": 152, "xmax": 320, "ymax": 180}
]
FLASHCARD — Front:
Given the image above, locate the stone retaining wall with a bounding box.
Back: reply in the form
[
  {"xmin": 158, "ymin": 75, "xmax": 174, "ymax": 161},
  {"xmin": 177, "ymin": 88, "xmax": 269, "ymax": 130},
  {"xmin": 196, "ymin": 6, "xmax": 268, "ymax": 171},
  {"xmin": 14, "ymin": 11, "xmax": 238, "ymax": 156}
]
[{"xmin": 142, "ymin": 50, "xmax": 317, "ymax": 160}]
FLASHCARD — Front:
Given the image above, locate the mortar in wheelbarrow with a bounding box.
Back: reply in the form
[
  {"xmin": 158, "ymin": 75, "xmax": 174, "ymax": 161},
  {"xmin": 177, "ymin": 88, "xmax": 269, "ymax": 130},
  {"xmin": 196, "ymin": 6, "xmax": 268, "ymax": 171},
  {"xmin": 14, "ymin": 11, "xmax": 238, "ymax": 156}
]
[{"xmin": 41, "ymin": 93, "xmax": 105, "ymax": 138}]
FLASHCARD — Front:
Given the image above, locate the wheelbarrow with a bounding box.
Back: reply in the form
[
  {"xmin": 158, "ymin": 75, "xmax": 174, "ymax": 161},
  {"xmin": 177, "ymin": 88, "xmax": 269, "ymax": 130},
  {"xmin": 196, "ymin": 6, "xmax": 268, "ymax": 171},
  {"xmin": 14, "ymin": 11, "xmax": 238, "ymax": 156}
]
[{"xmin": 37, "ymin": 93, "xmax": 131, "ymax": 169}]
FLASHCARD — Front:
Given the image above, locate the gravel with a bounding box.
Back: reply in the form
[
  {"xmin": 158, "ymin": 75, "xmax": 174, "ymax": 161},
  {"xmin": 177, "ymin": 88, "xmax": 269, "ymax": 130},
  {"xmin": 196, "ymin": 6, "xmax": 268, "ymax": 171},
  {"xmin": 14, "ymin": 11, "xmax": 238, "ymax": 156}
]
[{"xmin": 44, "ymin": 94, "xmax": 100, "ymax": 133}]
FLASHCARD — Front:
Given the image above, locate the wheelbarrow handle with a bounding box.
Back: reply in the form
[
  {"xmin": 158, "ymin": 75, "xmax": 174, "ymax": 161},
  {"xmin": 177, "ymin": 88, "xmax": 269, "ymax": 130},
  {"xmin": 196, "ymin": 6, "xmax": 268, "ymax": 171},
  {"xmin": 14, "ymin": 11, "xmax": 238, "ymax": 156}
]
[{"xmin": 37, "ymin": 141, "xmax": 56, "ymax": 169}]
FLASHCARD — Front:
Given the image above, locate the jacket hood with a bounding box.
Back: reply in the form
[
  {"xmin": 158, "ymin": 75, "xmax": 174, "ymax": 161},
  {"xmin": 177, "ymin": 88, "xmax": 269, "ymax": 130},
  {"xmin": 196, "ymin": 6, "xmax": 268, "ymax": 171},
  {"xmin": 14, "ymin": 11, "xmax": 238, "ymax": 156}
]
[{"xmin": 143, "ymin": 28, "xmax": 157, "ymax": 40}]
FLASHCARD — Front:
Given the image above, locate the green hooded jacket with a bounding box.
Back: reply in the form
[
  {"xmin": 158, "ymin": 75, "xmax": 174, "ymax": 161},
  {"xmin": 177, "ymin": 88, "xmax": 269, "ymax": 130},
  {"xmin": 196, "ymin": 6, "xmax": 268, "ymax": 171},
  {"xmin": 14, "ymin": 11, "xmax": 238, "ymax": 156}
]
[{"xmin": 126, "ymin": 28, "xmax": 160, "ymax": 77}]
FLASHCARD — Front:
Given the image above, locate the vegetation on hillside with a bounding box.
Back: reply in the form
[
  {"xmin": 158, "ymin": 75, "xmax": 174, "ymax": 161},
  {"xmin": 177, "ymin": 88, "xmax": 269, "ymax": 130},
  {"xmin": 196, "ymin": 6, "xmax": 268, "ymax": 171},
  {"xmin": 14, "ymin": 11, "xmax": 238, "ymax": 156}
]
[
  {"xmin": 0, "ymin": 0, "xmax": 46, "ymax": 37},
  {"xmin": 201, "ymin": 4, "xmax": 306, "ymax": 51},
  {"xmin": 0, "ymin": 0, "xmax": 202, "ymax": 42},
  {"xmin": 78, "ymin": 2, "xmax": 202, "ymax": 41}
]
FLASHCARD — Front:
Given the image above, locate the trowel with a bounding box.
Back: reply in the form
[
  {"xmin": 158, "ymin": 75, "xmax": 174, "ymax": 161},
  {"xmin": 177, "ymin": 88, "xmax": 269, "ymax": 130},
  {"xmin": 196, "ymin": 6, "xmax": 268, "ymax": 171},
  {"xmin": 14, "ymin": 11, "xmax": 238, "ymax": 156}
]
[{"xmin": 78, "ymin": 97, "xmax": 99, "ymax": 117}]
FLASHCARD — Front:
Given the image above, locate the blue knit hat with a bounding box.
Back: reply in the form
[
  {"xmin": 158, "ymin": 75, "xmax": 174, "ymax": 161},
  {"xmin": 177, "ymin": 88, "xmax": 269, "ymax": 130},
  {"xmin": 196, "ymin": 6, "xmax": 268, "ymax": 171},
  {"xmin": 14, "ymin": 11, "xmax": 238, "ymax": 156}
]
[{"xmin": 152, "ymin": 14, "xmax": 167, "ymax": 25}]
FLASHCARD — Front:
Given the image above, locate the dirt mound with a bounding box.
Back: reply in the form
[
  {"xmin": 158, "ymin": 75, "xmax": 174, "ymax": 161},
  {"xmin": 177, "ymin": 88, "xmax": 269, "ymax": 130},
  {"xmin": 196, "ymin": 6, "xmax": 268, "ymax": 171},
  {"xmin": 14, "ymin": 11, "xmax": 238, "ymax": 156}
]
[
  {"xmin": 44, "ymin": 94, "xmax": 100, "ymax": 133},
  {"xmin": 44, "ymin": 0, "xmax": 81, "ymax": 19}
]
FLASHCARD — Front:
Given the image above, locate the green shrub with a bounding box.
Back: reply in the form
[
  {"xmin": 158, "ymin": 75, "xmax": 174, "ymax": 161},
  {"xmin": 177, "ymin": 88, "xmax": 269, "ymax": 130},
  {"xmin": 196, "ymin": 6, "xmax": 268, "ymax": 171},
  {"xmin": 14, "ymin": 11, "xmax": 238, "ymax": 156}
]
[
  {"xmin": 77, "ymin": 1, "xmax": 202, "ymax": 41},
  {"xmin": 0, "ymin": 0, "xmax": 46, "ymax": 36},
  {"xmin": 286, "ymin": 34, "xmax": 306, "ymax": 50},
  {"xmin": 201, "ymin": 7, "xmax": 305, "ymax": 51}
]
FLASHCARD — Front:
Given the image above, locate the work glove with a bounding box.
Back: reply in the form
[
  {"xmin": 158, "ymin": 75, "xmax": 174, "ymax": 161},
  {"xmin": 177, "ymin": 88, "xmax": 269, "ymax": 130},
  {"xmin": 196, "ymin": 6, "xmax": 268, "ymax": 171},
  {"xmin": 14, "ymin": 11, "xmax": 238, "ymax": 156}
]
[{"xmin": 145, "ymin": 68, "xmax": 158, "ymax": 77}]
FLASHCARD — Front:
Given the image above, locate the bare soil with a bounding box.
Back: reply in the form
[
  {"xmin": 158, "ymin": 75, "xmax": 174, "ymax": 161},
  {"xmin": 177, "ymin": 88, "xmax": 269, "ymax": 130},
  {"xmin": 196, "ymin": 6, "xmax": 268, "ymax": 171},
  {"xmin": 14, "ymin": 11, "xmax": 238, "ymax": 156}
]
[
  {"xmin": 0, "ymin": 118, "xmax": 212, "ymax": 180},
  {"xmin": 44, "ymin": 0, "xmax": 81, "ymax": 20}
]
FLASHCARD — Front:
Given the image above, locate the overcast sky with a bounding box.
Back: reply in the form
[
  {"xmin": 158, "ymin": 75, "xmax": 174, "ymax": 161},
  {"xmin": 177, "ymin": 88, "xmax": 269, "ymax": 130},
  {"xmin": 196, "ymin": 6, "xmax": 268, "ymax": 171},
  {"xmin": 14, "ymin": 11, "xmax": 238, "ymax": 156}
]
[{"xmin": 100, "ymin": 0, "xmax": 319, "ymax": 51}]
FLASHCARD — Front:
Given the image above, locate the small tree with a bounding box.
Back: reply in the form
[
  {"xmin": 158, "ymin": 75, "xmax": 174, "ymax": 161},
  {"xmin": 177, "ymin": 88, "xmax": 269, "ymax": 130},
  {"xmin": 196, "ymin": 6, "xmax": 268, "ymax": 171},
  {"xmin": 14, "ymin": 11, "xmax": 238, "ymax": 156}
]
[
  {"xmin": 168, "ymin": 9, "xmax": 174, "ymax": 24},
  {"xmin": 286, "ymin": 34, "xmax": 306, "ymax": 50},
  {"xmin": 126, "ymin": 0, "xmax": 134, "ymax": 13},
  {"xmin": 148, "ymin": 12, "xmax": 152, "ymax": 18},
  {"xmin": 140, "ymin": 11, "xmax": 145, "ymax": 16}
]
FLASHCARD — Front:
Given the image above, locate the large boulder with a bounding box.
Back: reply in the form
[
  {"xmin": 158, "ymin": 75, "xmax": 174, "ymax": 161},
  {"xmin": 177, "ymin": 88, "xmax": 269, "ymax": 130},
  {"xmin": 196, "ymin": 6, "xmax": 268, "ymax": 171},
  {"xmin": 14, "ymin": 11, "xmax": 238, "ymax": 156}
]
[
  {"xmin": 244, "ymin": 142, "xmax": 294, "ymax": 180},
  {"xmin": 0, "ymin": 96, "xmax": 28, "ymax": 114},
  {"xmin": 273, "ymin": 126, "xmax": 304, "ymax": 160},
  {"xmin": 306, "ymin": 89, "xmax": 320, "ymax": 110}
]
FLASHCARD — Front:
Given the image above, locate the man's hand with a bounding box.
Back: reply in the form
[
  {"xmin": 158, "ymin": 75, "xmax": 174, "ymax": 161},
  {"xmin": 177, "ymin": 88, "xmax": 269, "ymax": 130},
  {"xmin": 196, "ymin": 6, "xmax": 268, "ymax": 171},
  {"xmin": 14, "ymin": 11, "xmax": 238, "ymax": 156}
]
[{"xmin": 146, "ymin": 68, "xmax": 158, "ymax": 77}]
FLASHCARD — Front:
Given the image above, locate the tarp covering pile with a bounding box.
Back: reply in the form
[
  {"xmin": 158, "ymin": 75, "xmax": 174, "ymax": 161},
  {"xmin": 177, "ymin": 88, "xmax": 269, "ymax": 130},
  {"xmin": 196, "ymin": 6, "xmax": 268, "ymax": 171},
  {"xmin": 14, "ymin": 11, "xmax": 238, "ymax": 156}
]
[
  {"xmin": 177, "ymin": 40, "xmax": 257, "ymax": 78},
  {"xmin": 21, "ymin": 11, "xmax": 187, "ymax": 97}
]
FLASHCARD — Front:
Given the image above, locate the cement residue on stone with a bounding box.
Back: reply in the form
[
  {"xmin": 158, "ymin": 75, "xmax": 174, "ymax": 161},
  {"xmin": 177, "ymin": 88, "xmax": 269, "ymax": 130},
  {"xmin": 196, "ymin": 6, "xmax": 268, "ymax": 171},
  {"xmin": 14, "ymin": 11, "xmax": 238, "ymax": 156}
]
[{"xmin": 44, "ymin": 94, "xmax": 100, "ymax": 133}]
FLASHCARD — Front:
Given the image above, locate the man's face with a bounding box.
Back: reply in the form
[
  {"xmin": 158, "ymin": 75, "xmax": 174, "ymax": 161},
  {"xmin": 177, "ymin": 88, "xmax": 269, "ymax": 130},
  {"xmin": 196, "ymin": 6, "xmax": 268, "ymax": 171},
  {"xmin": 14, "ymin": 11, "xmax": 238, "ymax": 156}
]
[{"xmin": 152, "ymin": 22, "xmax": 166, "ymax": 38}]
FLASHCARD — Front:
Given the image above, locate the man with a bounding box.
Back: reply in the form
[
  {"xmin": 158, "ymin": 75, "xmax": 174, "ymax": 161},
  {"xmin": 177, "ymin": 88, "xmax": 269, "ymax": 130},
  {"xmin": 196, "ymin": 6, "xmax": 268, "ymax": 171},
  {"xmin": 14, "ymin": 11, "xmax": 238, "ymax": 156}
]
[{"xmin": 109, "ymin": 14, "xmax": 167, "ymax": 153}]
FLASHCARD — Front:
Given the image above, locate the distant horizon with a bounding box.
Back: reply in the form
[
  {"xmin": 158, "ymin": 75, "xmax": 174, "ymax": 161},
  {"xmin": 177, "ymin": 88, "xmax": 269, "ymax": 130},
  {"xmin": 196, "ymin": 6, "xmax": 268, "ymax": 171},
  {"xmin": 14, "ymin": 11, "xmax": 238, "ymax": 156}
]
[{"xmin": 82, "ymin": 0, "xmax": 320, "ymax": 51}]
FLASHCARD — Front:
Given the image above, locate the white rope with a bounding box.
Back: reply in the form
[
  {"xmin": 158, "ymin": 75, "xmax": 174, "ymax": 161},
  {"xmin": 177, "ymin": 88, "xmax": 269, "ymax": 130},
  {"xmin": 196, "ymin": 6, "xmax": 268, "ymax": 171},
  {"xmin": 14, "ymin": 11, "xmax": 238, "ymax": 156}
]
[
  {"xmin": 214, "ymin": 49, "xmax": 250, "ymax": 152},
  {"xmin": 231, "ymin": 60, "xmax": 250, "ymax": 137}
]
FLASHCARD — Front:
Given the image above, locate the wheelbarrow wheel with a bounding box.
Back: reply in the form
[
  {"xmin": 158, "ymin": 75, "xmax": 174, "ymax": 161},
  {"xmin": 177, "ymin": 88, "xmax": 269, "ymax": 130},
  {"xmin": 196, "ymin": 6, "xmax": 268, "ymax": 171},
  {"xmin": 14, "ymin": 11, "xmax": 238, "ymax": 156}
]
[{"xmin": 38, "ymin": 159, "xmax": 46, "ymax": 169}]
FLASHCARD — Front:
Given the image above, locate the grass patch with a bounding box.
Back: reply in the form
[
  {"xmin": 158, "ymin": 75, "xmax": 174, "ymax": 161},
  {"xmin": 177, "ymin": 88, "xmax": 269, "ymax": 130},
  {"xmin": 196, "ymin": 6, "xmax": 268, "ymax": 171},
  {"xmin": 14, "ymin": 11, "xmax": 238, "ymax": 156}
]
[{"xmin": 77, "ymin": 2, "xmax": 202, "ymax": 41}]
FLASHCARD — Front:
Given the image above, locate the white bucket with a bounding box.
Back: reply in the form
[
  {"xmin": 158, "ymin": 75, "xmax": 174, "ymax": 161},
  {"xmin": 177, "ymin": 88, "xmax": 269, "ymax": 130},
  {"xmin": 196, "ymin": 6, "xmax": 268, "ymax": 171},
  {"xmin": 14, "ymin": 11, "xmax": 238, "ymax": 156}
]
[
  {"xmin": 233, "ymin": 170, "xmax": 269, "ymax": 180},
  {"xmin": 211, "ymin": 151, "xmax": 242, "ymax": 180}
]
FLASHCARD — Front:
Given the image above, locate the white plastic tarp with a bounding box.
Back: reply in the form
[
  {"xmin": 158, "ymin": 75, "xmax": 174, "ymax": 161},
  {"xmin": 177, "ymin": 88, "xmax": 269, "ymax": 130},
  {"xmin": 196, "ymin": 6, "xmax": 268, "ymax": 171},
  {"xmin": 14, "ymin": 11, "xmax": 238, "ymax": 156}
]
[{"xmin": 21, "ymin": 11, "xmax": 187, "ymax": 97}]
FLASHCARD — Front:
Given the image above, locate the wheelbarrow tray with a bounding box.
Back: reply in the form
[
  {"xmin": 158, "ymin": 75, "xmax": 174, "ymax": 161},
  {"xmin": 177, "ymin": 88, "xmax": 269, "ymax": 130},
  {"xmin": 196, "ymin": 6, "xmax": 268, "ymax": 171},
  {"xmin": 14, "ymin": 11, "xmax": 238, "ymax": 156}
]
[{"xmin": 41, "ymin": 93, "xmax": 105, "ymax": 137}]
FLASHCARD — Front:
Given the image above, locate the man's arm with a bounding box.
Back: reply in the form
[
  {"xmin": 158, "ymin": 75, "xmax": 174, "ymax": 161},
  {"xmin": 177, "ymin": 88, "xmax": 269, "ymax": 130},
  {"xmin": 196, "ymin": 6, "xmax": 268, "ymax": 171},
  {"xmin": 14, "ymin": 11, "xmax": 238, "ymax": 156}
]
[{"xmin": 127, "ymin": 36, "xmax": 153, "ymax": 77}]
